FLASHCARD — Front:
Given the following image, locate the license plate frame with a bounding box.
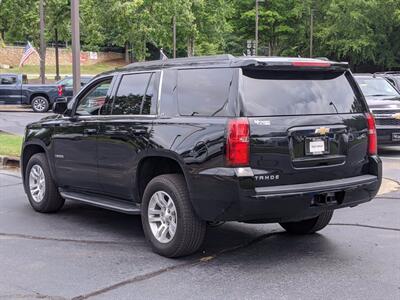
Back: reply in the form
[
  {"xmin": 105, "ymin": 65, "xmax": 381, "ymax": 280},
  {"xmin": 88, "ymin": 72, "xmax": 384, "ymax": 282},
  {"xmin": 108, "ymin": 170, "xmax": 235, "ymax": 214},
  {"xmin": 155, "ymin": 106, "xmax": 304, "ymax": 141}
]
[
  {"xmin": 392, "ymin": 132, "xmax": 400, "ymax": 141},
  {"xmin": 305, "ymin": 137, "xmax": 329, "ymax": 156}
]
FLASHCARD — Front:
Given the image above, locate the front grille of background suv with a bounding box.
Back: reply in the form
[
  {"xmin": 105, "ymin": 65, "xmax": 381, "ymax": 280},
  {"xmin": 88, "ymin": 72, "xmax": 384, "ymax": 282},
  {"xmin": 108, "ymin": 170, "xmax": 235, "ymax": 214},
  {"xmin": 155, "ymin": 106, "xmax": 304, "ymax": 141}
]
[
  {"xmin": 372, "ymin": 109, "xmax": 400, "ymax": 115},
  {"xmin": 375, "ymin": 118, "xmax": 400, "ymax": 126},
  {"xmin": 372, "ymin": 109, "xmax": 400, "ymax": 126}
]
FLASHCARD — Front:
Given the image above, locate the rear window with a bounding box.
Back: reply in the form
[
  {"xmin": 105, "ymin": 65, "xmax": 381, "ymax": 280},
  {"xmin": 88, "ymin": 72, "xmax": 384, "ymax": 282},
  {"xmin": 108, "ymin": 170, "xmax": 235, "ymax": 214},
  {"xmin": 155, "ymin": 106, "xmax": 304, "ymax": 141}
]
[
  {"xmin": 0, "ymin": 75, "xmax": 17, "ymax": 85},
  {"xmin": 241, "ymin": 70, "xmax": 364, "ymax": 116},
  {"xmin": 177, "ymin": 68, "xmax": 233, "ymax": 116}
]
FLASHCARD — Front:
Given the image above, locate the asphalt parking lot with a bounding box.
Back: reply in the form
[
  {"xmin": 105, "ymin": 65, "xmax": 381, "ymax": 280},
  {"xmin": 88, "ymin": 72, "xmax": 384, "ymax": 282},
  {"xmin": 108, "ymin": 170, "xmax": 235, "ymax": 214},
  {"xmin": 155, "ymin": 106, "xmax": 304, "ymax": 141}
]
[
  {"xmin": 0, "ymin": 111, "xmax": 49, "ymax": 135},
  {"xmin": 0, "ymin": 112, "xmax": 399, "ymax": 299}
]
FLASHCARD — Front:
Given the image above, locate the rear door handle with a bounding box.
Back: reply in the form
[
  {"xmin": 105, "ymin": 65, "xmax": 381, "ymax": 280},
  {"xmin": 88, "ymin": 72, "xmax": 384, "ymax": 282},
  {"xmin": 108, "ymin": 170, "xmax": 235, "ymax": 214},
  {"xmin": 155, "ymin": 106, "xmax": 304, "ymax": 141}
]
[{"xmin": 84, "ymin": 128, "xmax": 98, "ymax": 135}]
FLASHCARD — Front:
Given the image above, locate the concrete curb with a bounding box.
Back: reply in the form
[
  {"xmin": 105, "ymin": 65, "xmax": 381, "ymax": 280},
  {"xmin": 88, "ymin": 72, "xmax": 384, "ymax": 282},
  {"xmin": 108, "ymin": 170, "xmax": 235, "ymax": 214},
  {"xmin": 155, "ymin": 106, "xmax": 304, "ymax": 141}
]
[
  {"xmin": 0, "ymin": 155, "xmax": 20, "ymax": 168},
  {"xmin": 379, "ymin": 177, "xmax": 400, "ymax": 195},
  {"xmin": 0, "ymin": 105, "xmax": 32, "ymax": 112}
]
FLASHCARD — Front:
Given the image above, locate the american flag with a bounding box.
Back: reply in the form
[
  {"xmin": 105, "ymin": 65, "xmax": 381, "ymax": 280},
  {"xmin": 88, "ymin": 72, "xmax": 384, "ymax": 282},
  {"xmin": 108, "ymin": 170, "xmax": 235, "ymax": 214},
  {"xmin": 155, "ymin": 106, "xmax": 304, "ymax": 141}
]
[{"xmin": 19, "ymin": 42, "xmax": 39, "ymax": 67}]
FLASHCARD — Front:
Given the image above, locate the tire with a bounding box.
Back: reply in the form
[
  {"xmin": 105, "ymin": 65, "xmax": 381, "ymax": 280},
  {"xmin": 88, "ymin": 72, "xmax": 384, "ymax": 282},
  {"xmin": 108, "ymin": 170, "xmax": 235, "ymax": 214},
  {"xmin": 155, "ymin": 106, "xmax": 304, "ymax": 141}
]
[
  {"xmin": 141, "ymin": 174, "xmax": 206, "ymax": 258},
  {"xmin": 25, "ymin": 153, "xmax": 64, "ymax": 213},
  {"xmin": 279, "ymin": 210, "xmax": 333, "ymax": 234},
  {"xmin": 31, "ymin": 96, "xmax": 49, "ymax": 113}
]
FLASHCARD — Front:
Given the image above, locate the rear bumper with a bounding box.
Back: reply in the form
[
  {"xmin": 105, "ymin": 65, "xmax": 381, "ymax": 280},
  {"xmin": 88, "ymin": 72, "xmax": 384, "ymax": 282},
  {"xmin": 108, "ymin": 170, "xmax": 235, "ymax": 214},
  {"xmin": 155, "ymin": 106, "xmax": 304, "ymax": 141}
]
[
  {"xmin": 253, "ymin": 175, "xmax": 377, "ymax": 198},
  {"xmin": 190, "ymin": 156, "xmax": 382, "ymax": 222},
  {"xmin": 377, "ymin": 126, "xmax": 400, "ymax": 145}
]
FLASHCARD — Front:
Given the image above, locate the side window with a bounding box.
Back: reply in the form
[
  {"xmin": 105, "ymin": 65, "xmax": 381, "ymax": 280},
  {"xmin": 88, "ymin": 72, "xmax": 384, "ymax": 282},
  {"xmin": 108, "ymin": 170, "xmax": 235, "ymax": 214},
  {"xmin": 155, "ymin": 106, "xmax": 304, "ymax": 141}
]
[
  {"xmin": 75, "ymin": 79, "xmax": 112, "ymax": 116},
  {"xmin": 63, "ymin": 78, "xmax": 73, "ymax": 87},
  {"xmin": 0, "ymin": 75, "xmax": 17, "ymax": 85},
  {"xmin": 177, "ymin": 68, "xmax": 233, "ymax": 116},
  {"xmin": 112, "ymin": 73, "xmax": 155, "ymax": 115}
]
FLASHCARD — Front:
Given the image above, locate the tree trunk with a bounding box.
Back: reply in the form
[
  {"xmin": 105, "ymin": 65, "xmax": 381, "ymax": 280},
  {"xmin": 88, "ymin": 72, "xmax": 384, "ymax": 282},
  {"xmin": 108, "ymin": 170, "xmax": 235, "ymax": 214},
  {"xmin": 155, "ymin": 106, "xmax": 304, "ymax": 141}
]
[
  {"xmin": 125, "ymin": 42, "xmax": 130, "ymax": 63},
  {"xmin": 187, "ymin": 38, "xmax": 195, "ymax": 57},
  {"xmin": 55, "ymin": 28, "xmax": 60, "ymax": 80}
]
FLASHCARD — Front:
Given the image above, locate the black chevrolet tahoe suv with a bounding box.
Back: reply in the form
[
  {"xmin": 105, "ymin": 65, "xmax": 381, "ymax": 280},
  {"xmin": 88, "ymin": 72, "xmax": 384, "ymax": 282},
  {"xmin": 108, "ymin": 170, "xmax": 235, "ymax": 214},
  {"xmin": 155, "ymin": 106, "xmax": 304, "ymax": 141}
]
[{"xmin": 22, "ymin": 55, "xmax": 382, "ymax": 257}]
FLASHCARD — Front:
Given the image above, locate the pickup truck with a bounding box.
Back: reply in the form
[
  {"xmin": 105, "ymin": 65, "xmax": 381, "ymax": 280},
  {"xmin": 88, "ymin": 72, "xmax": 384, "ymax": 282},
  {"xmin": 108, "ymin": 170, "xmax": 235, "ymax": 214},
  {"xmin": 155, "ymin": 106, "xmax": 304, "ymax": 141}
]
[{"xmin": 0, "ymin": 73, "xmax": 63, "ymax": 112}]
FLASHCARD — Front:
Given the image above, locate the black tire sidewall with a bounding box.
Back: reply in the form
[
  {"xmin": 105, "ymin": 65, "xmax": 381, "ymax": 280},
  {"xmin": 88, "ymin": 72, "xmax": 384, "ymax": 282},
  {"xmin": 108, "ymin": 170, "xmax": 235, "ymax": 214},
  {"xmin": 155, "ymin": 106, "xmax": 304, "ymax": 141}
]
[
  {"xmin": 141, "ymin": 178, "xmax": 187, "ymax": 257},
  {"xmin": 25, "ymin": 154, "xmax": 56, "ymax": 211},
  {"xmin": 32, "ymin": 96, "xmax": 49, "ymax": 112}
]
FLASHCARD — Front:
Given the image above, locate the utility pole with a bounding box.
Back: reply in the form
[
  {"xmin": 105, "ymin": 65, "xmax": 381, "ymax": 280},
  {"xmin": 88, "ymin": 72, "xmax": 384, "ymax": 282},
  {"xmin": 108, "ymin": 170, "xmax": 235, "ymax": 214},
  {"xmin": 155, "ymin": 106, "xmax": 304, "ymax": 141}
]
[
  {"xmin": 255, "ymin": 0, "xmax": 265, "ymax": 56},
  {"xmin": 71, "ymin": 0, "xmax": 81, "ymax": 95},
  {"xmin": 39, "ymin": 0, "xmax": 45, "ymax": 84},
  {"xmin": 173, "ymin": 16, "xmax": 176, "ymax": 59},
  {"xmin": 55, "ymin": 28, "xmax": 60, "ymax": 80},
  {"xmin": 310, "ymin": 9, "xmax": 314, "ymax": 58},
  {"xmin": 255, "ymin": 0, "xmax": 259, "ymax": 56}
]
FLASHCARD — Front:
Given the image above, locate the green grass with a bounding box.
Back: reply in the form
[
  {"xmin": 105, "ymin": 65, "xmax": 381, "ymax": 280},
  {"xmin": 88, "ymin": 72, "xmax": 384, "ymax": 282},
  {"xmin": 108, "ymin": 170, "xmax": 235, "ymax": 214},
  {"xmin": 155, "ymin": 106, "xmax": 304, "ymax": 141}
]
[
  {"xmin": 0, "ymin": 62, "xmax": 124, "ymax": 76},
  {"xmin": 0, "ymin": 133, "xmax": 23, "ymax": 157}
]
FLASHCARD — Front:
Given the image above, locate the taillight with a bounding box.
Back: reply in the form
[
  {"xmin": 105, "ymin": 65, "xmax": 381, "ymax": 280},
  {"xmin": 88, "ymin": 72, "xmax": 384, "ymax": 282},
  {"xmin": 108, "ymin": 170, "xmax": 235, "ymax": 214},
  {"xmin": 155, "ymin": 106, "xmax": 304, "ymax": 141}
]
[
  {"xmin": 291, "ymin": 61, "xmax": 331, "ymax": 68},
  {"xmin": 366, "ymin": 113, "xmax": 377, "ymax": 155},
  {"xmin": 57, "ymin": 85, "xmax": 63, "ymax": 97},
  {"xmin": 226, "ymin": 118, "xmax": 250, "ymax": 166}
]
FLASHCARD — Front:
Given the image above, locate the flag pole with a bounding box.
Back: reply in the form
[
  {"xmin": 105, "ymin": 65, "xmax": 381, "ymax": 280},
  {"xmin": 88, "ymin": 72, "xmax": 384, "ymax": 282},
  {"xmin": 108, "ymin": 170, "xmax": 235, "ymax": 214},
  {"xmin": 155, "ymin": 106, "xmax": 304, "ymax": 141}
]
[{"xmin": 39, "ymin": 0, "xmax": 46, "ymax": 84}]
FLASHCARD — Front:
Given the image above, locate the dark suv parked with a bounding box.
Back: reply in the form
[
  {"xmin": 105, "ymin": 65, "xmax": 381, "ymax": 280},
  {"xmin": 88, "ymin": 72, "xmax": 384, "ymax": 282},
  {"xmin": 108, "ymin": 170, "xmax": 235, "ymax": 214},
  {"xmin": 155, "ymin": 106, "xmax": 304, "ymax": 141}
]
[
  {"xmin": 354, "ymin": 74, "xmax": 400, "ymax": 145},
  {"xmin": 22, "ymin": 55, "xmax": 382, "ymax": 257}
]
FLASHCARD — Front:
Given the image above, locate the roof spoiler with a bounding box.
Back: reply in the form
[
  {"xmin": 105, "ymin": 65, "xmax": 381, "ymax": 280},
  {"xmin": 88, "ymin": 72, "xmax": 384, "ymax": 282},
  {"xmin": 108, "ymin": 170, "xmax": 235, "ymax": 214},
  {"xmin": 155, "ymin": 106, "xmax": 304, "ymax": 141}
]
[{"xmin": 234, "ymin": 59, "xmax": 349, "ymax": 71}]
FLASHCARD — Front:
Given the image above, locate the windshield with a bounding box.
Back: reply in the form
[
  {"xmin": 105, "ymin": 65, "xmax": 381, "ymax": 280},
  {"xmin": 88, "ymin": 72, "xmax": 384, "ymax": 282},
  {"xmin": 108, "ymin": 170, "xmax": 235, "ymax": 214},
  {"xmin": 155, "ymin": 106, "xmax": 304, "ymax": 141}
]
[
  {"xmin": 241, "ymin": 70, "xmax": 365, "ymax": 116},
  {"xmin": 355, "ymin": 77, "xmax": 399, "ymax": 97}
]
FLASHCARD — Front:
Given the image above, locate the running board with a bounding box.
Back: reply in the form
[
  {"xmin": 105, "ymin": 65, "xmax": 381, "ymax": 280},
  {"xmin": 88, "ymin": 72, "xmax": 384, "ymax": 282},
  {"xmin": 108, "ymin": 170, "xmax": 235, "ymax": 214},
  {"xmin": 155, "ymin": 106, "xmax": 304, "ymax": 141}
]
[{"xmin": 60, "ymin": 191, "xmax": 141, "ymax": 215}]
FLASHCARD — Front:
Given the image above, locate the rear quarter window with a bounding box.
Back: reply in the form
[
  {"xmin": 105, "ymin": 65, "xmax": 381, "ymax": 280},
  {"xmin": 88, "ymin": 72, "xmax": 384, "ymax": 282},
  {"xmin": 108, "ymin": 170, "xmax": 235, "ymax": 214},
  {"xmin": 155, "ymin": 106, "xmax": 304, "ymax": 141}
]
[
  {"xmin": 177, "ymin": 68, "xmax": 233, "ymax": 116},
  {"xmin": 241, "ymin": 70, "xmax": 365, "ymax": 116}
]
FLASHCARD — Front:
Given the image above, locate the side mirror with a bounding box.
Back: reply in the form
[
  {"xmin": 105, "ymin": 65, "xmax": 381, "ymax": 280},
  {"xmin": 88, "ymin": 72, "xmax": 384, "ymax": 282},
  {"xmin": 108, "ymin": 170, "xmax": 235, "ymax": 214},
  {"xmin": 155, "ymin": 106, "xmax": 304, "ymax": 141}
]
[{"xmin": 52, "ymin": 97, "xmax": 68, "ymax": 114}]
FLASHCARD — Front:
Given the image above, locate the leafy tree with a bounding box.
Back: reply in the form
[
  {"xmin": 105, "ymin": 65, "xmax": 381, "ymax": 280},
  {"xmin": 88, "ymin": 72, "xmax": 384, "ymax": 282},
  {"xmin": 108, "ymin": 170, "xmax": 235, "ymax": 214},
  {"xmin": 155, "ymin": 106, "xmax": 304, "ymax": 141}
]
[
  {"xmin": 45, "ymin": 0, "xmax": 71, "ymax": 44},
  {"xmin": 317, "ymin": 0, "xmax": 400, "ymax": 68},
  {"xmin": 0, "ymin": 0, "xmax": 39, "ymax": 44},
  {"xmin": 0, "ymin": 0, "xmax": 400, "ymax": 69}
]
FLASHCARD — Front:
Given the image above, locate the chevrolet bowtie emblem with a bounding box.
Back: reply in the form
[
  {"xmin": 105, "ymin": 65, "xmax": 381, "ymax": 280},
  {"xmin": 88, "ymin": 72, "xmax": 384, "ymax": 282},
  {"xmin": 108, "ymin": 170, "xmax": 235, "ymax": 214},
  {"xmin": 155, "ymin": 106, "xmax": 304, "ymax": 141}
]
[
  {"xmin": 392, "ymin": 113, "xmax": 400, "ymax": 120},
  {"xmin": 315, "ymin": 127, "xmax": 330, "ymax": 135}
]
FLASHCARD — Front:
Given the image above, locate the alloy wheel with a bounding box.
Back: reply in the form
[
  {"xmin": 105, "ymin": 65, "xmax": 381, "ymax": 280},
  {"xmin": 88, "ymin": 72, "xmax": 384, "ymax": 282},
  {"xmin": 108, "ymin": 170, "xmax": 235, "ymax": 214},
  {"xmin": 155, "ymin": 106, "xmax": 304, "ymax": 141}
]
[
  {"xmin": 148, "ymin": 191, "xmax": 177, "ymax": 243},
  {"xmin": 29, "ymin": 164, "xmax": 46, "ymax": 203},
  {"xmin": 32, "ymin": 97, "xmax": 47, "ymax": 112}
]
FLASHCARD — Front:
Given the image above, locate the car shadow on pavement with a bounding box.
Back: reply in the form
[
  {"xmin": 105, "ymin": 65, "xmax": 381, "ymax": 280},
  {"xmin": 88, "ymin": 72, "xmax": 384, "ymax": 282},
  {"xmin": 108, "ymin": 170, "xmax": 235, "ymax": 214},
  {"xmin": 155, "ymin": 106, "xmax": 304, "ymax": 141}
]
[{"xmin": 55, "ymin": 202, "xmax": 339, "ymax": 264}]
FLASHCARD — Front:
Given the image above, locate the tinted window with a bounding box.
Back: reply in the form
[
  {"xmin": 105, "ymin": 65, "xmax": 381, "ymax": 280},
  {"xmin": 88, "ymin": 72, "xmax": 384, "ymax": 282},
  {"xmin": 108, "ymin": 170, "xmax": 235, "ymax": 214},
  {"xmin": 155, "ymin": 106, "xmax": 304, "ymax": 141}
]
[
  {"xmin": 0, "ymin": 75, "xmax": 17, "ymax": 85},
  {"xmin": 177, "ymin": 68, "xmax": 233, "ymax": 116},
  {"xmin": 242, "ymin": 70, "xmax": 364, "ymax": 116},
  {"xmin": 76, "ymin": 79, "xmax": 112, "ymax": 116},
  {"xmin": 355, "ymin": 77, "xmax": 399, "ymax": 97},
  {"xmin": 57, "ymin": 78, "xmax": 73, "ymax": 86},
  {"xmin": 112, "ymin": 73, "xmax": 155, "ymax": 115}
]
